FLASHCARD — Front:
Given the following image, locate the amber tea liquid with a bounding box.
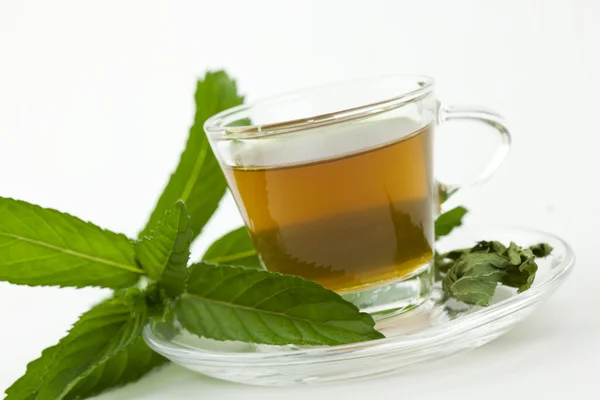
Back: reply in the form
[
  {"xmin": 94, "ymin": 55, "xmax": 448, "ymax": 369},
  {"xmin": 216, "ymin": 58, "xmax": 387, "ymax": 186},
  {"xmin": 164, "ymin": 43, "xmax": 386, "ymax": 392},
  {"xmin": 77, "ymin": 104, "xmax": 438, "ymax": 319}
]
[{"xmin": 224, "ymin": 123, "xmax": 434, "ymax": 292}]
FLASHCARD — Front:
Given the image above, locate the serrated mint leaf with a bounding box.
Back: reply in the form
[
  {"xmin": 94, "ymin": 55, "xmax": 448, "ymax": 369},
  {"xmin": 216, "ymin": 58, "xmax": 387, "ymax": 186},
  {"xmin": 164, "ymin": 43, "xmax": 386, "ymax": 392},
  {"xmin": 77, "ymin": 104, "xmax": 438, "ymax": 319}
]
[
  {"xmin": 136, "ymin": 201, "xmax": 192, "ymax": 297},
  {"xmin": 435, "ymin": 206, "xmax": 468, "ymax": 240},
  {"xmin": 442, "ymin": 253, "xmax": 509, "ymax": 306},
  {"xmin": 202, "ymin": 226, "xmax": 262, "ymax": 269},
  {"xmin": 140, "ymin": 71, "xmax": 244, "ymax": 241},
  {"xmin": 5, "ymin": 345, "xmax": 59, "ymax": 400},
  {"xmin": 529, "ymin": 242, "xmax": 553, "ymax": 258},
  {"xmin": 175, "ymin": 262, "xmax": 384, "ymax": 346},
  {"xmin": 66, "ymin": 337, "xmax": 167, "ymax": 399},
  {"xmin": 5, "ymin": 289, "xmax": 149, "ymax": 400},
  {"xmin": 502, "ymin": 257, "xmax": 538, "ymax": 292},
  {"xmin": 0, "ymin": 197, "xmax": 143, "ymax": 288}
]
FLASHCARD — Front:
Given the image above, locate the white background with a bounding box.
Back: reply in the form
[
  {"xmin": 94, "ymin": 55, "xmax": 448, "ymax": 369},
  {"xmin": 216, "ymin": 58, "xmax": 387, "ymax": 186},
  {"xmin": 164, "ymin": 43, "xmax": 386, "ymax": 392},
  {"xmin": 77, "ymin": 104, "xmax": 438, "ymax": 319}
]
[{"xmin": 0, "ymin": 0, "xmax": 598, "ymax": 398}]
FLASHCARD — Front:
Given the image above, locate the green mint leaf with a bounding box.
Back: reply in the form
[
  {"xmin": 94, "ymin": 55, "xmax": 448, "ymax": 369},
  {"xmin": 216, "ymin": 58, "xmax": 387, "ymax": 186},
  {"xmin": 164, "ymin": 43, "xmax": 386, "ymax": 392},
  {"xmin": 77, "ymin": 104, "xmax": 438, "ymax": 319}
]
[
  {"xmin": 437, "ymin": 240, "xmax": 508, "ymax": 275},
  {"xmin": 439, "ymin": 185, "xmax": 458, "ymax": 204},
  {"xmin": 5, "ymin": 345, "xmax": 59, "ymax": 400},
  {"xmin": 502, "ymin": 257, "xmax": 538, "ymax": 292},
  {"xmin": 506, "ymin": 242, "xmax": 524, "ymax": 265},
  {"xmin": 5, "ymin": 289, "xmax": 149, "ymax": 400},
  {"xmin": 472, "ymin": 240, "xmax": 508, "ymax": 254},
  {"xmin": 175, "ymin": 262, "xmax": 384, "ymax": 346},
  {"xmin": 140, "ymin": 71, "xmax": 244, "ymax": 241},
  {"xmin": 436, "ymin": 241, "xmax": 507, "ymax": 275},
  {"xmin": 438, "ymin": 238, "xmax": 553, "ymax": 303},
  {"xmin": 66, "ymin": 337, "xmax": 167, "ymax": 399},
  {"xmin": 435, "ymin": 206, "xmax": 468, "ymax": 240},
  {"xmin": 529, "ymin": 242, "xmax": 554, "ymax": 258},
  {"xmin": 0, "ymin": 197, "xmax": 143, "ymax": 288},
  {"xmin": 501, "ymin": 242, "xmax": 538, "ymax": 292},
  {"xmin": 136, "ymin": 200, "xmax": 192, "ymax": 297},
  {"xmin": 202, "ymin": 226, "xmax": 262, "ymax": 269},
  {"xmin": 442, "ymin": 253, "xmax": 509, "ymax": 306}
]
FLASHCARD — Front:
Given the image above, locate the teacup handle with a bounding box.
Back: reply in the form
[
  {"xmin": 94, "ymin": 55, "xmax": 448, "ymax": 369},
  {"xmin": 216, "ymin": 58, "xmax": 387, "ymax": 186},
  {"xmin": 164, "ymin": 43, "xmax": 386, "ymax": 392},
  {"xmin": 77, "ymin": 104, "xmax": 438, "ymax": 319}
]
[{"xmin": 437, "ymin": 103, "xmax": 512, "ymax": 209}]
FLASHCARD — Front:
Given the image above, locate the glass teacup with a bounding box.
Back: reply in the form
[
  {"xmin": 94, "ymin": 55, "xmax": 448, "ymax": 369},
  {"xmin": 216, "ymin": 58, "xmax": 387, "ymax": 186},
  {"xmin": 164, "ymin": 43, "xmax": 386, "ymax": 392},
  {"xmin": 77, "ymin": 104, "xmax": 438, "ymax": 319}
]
[{"xmin": 205, "ymin": 75, "xmax": 510, "ymax": 316}]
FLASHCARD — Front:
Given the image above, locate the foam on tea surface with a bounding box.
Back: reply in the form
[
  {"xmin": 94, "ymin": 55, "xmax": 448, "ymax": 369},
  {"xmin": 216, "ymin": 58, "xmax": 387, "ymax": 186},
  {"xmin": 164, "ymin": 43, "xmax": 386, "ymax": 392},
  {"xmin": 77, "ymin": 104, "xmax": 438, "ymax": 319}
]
[{"xmin": 218, "ymin": 117, "xmax": 423, "ymax": 169}]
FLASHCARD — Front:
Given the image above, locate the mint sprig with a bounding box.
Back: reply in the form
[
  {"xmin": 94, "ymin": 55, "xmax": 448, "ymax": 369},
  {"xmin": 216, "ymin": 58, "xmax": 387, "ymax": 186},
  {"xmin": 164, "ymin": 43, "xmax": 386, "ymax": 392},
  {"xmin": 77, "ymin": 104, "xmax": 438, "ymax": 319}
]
[{"xmin": 5, "ymin": 70, "xmax": 247, "ymax": 399}]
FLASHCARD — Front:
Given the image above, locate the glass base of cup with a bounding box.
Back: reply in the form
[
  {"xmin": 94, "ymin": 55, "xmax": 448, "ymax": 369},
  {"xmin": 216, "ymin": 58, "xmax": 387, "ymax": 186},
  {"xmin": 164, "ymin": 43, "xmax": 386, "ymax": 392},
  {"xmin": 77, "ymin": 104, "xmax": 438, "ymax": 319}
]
[{"xmin": 340, "ymin": 262, "xmax": 433, "ymax": 320}]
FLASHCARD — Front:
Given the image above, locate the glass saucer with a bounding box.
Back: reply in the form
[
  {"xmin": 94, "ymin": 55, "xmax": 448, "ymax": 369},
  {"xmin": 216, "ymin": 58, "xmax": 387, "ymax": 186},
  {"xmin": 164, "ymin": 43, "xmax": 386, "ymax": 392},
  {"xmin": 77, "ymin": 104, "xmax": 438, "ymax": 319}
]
[{"xmin": 143, "ymin": 226, "xmax": 575, "ymax": 386}]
